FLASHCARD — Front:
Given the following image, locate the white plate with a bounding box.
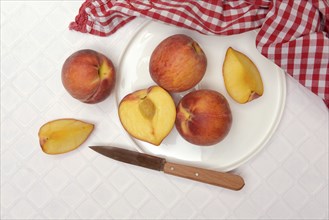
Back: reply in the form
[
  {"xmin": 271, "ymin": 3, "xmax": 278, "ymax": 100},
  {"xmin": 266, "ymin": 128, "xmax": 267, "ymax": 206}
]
[{"xmin": 116, "ymin": 21, "xmax": 286, "ymax": 172}]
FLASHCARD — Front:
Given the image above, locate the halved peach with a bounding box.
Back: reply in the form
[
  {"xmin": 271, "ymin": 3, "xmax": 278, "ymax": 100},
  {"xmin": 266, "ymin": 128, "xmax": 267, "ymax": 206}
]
[{"xmin": 118, "ymin": 86, "xmax": 176, "ymax": 146}]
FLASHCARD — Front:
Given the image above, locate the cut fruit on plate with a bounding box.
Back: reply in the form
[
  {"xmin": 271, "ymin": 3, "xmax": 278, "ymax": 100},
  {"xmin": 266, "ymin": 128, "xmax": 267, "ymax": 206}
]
[
  {"xmin": 223, "ymin": 47, "xmax": 264, "ymax": 104},
  {"xmin": 38, "ymin": 118, "xmax": 94, "ymax": 154},
  {"xmin": 118, "ymin": 86, "xmax": 176, "ymax": 146}
]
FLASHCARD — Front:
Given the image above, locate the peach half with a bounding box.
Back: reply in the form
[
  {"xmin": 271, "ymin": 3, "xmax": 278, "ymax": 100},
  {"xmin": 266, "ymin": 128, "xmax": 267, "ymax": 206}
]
[{"xmin": 118, "ymin": 86, "xmax": 176, "ymax": 146}]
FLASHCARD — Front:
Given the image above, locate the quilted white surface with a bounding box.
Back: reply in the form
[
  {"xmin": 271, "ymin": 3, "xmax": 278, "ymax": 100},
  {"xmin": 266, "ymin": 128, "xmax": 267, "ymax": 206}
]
[{"xmin": 1, "ymin": 1, "xmax": 328, "ymax": 219}]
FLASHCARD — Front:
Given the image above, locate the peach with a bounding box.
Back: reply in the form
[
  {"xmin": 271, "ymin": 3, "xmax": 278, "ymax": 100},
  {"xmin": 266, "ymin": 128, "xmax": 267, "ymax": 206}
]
[
  {"xmin": 61, "ymin": 49, "xmax": 116, "ymax": 104},
  {"xmin": 118, "ymin": 86, "xmax": 176, "ymax": 146},
  {"xmin": 149, "ymin": 34, "xmax": 207, "ymax": 92},
  {"xmin": 223, "ymin": 47, "xmax": 264, "ymax": 104},
  {"xmin": 175, "ymin": 89, "xmax": 232, "ymax": 146},
  {"xmin": 38, "ymin": 118, "xmax": 94, "ymax": 154}
]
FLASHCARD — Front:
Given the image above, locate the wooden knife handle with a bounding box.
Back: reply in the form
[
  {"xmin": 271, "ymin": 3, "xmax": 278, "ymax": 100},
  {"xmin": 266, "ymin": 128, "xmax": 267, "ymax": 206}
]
[{"xmin": 163, "ymin": 162, "xmax": 244, "ymax": 190}]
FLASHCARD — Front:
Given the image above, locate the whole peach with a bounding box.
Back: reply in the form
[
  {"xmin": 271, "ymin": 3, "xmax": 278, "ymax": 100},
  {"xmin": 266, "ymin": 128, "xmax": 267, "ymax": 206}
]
[
  {"xmin": 149, "ymin": 34, "xmax": 207, "ymax": 92},
  {"xmin": 61, "ymin": 49, "xmax": 116, "ymax": 104},
  {"xmin": 175, "ymin": 89, "xmax": 232, "ymax": 146}
]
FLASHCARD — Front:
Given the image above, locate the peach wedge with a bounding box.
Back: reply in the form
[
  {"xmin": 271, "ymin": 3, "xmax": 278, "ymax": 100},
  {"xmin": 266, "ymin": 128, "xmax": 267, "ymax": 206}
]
[
  {"xmin": 38, "ymin": 119, "xmax": 94, "ymax": 154},
  {"xmin": 223, "ymin": 47, "xmax": 264, "ymax": 104}
]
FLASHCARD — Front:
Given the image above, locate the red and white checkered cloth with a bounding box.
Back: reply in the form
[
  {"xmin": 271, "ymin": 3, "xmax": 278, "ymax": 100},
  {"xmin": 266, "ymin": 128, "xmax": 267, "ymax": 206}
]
[{"xmin": 70, "ymin": 0, "xmax": 329, "ymax": 108}]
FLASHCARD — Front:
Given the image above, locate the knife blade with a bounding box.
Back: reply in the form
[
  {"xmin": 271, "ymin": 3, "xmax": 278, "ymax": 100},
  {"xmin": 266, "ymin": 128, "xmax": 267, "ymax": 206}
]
[{"xmin": 90, "ymin": 146, "xmax": 245, "ymax": 191}]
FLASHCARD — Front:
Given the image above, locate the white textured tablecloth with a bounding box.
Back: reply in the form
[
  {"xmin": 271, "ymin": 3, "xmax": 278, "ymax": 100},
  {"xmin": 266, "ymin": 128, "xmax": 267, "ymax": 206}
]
[{"xmin": 1, "ymin": 1, "xmax": 328, "ymax": 219}]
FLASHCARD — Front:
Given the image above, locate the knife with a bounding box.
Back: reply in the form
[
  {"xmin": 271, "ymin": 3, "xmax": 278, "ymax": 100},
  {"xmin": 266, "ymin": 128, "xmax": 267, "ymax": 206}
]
[{"xmin": 89, "ymin": 146, "xmax": 245, "ymax": 191}]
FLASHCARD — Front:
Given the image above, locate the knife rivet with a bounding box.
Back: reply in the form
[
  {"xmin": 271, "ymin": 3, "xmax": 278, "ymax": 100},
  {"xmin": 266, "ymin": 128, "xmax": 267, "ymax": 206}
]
[
  {"xmin": 195, "ymin": 172, "xmax": 199, "ymax": 176},
  {"xmin": 170, "ymin": 167, "xmax": 174, "ymax": 171}
]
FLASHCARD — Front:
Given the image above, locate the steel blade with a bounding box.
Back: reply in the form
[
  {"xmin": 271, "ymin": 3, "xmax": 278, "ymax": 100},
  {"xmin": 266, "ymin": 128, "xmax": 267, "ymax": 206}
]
[{"xmin": 89, "ymin": 146, "xmax": 165, "ymax": 171}]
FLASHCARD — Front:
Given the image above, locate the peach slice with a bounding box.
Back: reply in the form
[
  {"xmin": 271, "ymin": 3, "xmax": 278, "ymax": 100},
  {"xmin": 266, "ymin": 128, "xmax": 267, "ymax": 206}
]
[
  {"xmin": 223, "ymin": 47, "xmax": 264, "ymax": 104},
  {"xmin": 38, "ymin": 119, "xmax": 94, "ymax": 154},
  {"xmin": 118, "ymin": 86, "xmax": 176, "ymax": 146}
]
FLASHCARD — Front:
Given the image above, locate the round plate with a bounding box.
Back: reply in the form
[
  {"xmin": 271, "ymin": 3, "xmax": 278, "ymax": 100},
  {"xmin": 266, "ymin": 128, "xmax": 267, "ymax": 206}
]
[{"xmin": 116, "ymin": 21, "xmax": 286, "ymax": 172}]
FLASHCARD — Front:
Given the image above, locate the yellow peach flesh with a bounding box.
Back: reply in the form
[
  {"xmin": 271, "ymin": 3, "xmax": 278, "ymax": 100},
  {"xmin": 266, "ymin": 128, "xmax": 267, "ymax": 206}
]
[
  {"xmin": 223, "ymin": 47, "xmax": 264, "ymax": 104},
  {"xmin": 38, "ymin": 119, "xmax": 94, "ymax": 154},
  {"xmin": 119, "ymin": 86, "xmax": 176, "ymax": 146}
]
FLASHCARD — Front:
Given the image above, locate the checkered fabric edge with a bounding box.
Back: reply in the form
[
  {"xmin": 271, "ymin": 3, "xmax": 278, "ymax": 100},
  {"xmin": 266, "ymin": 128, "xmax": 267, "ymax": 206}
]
[{"xmin": 70, "ymin": 0, "xmax": 329, "ymax": 108}]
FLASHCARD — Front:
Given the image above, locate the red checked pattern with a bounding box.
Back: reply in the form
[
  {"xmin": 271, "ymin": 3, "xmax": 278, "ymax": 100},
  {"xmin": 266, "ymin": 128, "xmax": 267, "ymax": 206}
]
[{"xmin": 70, "ymin": 0, "xmax": 329, "ymax": 107}]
